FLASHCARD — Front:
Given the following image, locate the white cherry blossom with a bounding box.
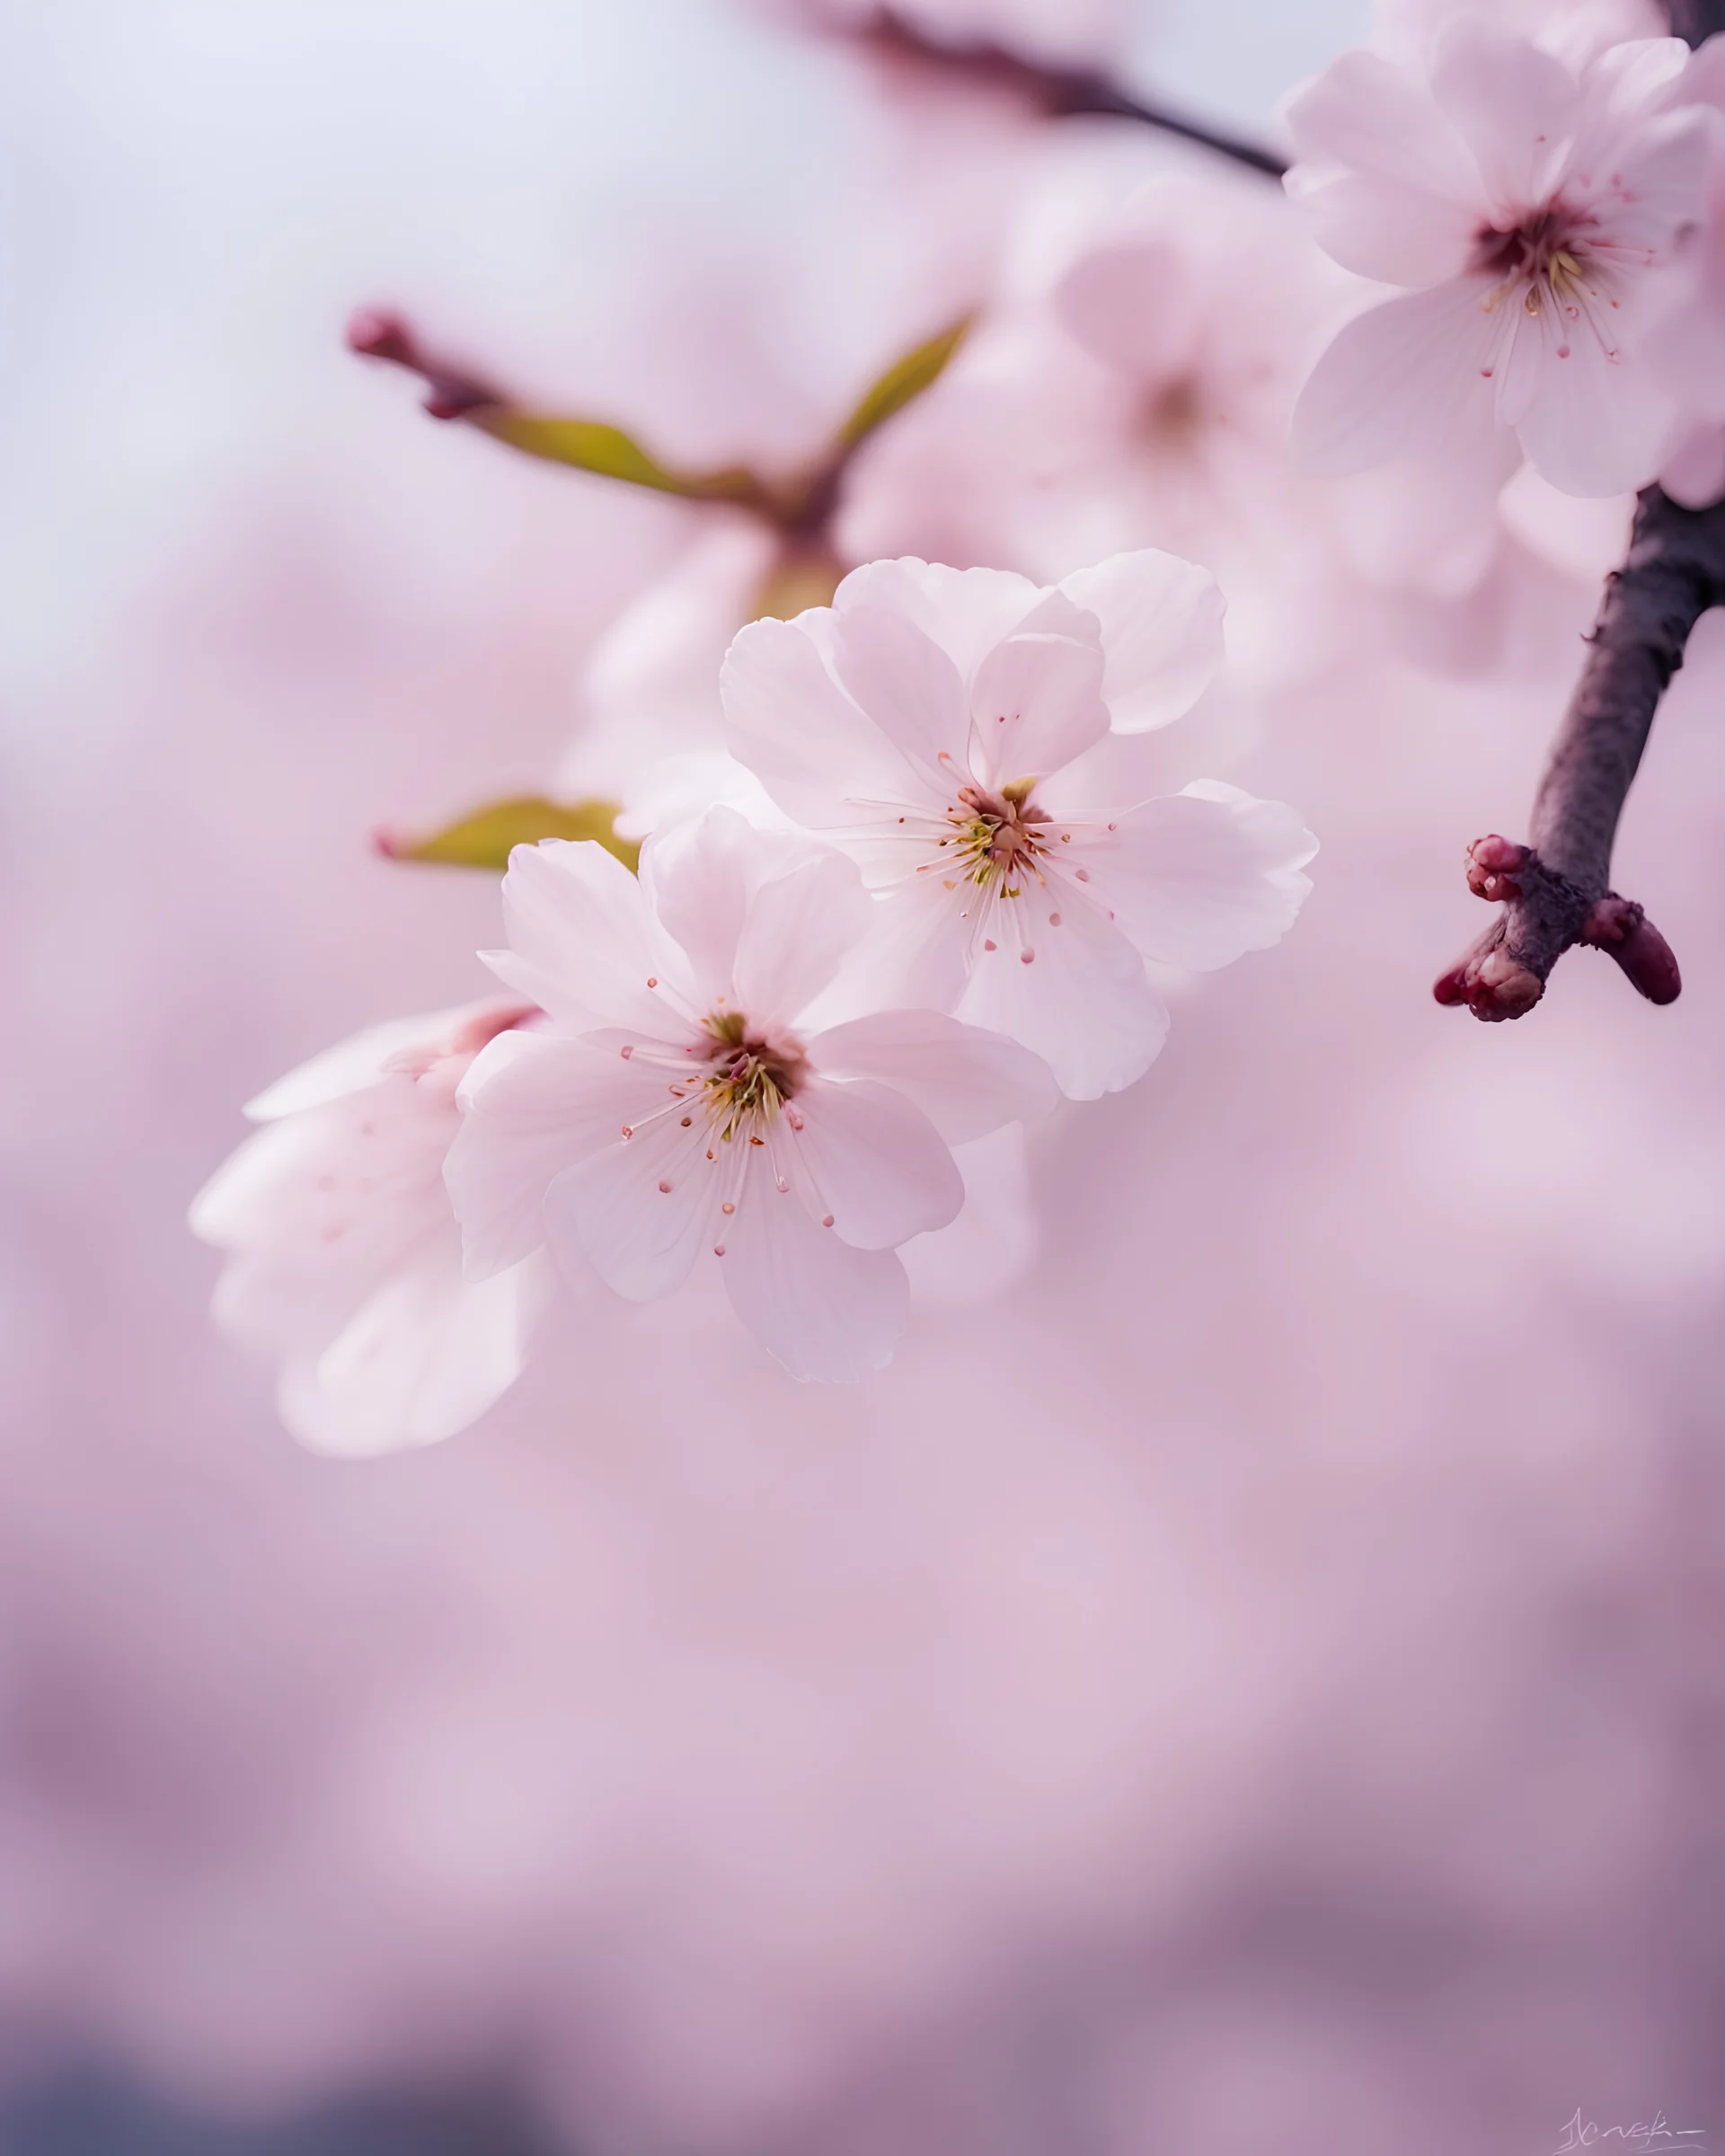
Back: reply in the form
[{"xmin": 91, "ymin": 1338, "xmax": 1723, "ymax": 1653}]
[
  {"xmin": 445, "ymin": 809, "xmax": 1057, "ymax": 1383},
  {"xmin": 190, "ymin": 1002, "xmax": 553, "ymax": 1456},
  {"xmin": 721, "ymin": 553, "xmax": 1316, "ymax": 1100},
  {"xmin": 1286, "ymin": 21, "xmax": 1712, "ymax": 497}
]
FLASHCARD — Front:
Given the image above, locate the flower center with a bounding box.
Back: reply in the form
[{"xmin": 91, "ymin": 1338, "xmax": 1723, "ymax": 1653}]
[
  {"xmin": 699, "ymin": 1010, "xmax": 807, "ymax": 1143},
  {"xmin": 1471, "ymin": 203, "xmax": 1594, "ymax": 313},
  {"xmin": 948, "ymin": 779, "xmax": 1052, "ymax": 897}
]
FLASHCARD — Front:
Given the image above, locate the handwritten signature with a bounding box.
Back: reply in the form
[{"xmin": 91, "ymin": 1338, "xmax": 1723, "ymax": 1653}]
[{"xmin": 1555, "ymin": 2110, "xmax": 1707, "ymax": 2154}]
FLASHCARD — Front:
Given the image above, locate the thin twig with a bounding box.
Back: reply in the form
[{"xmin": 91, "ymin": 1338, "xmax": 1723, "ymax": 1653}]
[
  {"xmin": 1435, "ymin": 0, "xmax": 1725, "ymax": 1021},
  {"xmin": 843, "ymin": 7, "xmax": 1287, "ymax": 177}
]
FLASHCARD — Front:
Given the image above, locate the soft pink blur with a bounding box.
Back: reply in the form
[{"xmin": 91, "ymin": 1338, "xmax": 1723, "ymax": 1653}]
[{"xmin": 2, "ymin": 4, "xmax": 1722, "ymax": 2153}]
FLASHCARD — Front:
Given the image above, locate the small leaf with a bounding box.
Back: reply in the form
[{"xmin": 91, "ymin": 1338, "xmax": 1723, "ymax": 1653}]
[
  {"xmin": 473, "ymin": 411, "xmax": 769, "ymax": 508},
  {"xmin": 377, "ymin": 796, "xmax": 640, "ymax": 873},
  {"xmin": 836, "ymin": 314, "xmax": 973, "ymax": 451}
]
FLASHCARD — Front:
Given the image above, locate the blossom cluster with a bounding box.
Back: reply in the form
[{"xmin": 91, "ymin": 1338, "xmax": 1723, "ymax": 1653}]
[
  {"xmin": 194, "ymin": 0, "xmax": 1725, "ymax": 1448},
  {"xmin": 195, "ymin": 549, "xmax": 1315, "ymax": 1422}
]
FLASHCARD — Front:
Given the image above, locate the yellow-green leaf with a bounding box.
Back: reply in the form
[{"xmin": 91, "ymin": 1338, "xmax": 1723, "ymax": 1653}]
[
  {"xmin": 378, "ymin": 796, "xmax": 640, "ymax": 873},
  {"xmin": 473, "ymin": 411, "xmax": 768, "ymax": 508},
  {"xmin": 836, "ymin": 314, "xmax": 973, "ymax": 451}
]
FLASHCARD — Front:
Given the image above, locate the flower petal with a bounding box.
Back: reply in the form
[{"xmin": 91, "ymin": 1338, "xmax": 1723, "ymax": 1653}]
[
  {"xmin": 807, "ymin": 1010, "xmax": 1057, "ymax": 1144},
  {"xmin": 967, "ymin": 595, "xmax": 1109, "ymax": 786},
  {"xmin": 1288, "ymin": 170, "xmax": 1477, "ymax": 286},
  {"xmin": 1291, "ymin": 278, "xmax": 1508, "ymax": 478},
  {"xmin": 953, "ymin": 894, "xmax": 1170, "ymax": 1100},
  {"xmin": 487, "ymin": 839, "xmax": 685, "ymax": 1032},
  {"xmin": 832, "ymin": 558, "xmax": 1044, "ymax": 681},
  {"xmin": 642, "ymin": 805, "xmax": 842, "ymax": 1008},
  {"xmin": 830, "ymin": 601, "xmax": 974, "ymax": 795},
  {"xmin": 1083, "ymin": 782, "xmax": 1317, "ymax": 973},
  {"xmin": 287, "ymin": 1243, "xmax": 553, "ymax": 1458},
  {"xmin": 721, "ymin": 613, "xmax": 928, "ymax": 829},
  {"xmin": 720, "ymin": 1188, "xmax": 908, "ymax": 1383},
  {"xmin": 782, "ymin": 1074, "xmax": 962, "ymax": 1249},
  {"xmin": 1428, "ymin": 20, "xmax": 1579, "ymax": 212},
  {"xmin": 1057, "ymin": 550, "xmax": 1225, "ymax": 735},
  {"xmin": 546, "ymin": 1112, "xmax": 725, "ymax": 1302},
  {"xmin": 447, "ymin": 1030, "xmax": 668, "ymax": 1278},
  {"xmin": 1284, "ymin": 48, "xmax": 1479, "ymax": 201},
  {"xmin": 732, "ymin": 850, "xmax": 877, "ymax": 1028}
]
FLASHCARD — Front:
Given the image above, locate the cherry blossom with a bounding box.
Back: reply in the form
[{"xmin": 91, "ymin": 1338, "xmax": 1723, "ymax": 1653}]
[
  {"xmin": 1287, "ymin": 21, "xmax": 1712, "ymax": 496},
  {"xmin": 721, "ymin": 552, "xmax": 1316, "ymax": 1099},
  {"xmin": 445, "ymin": 810, "xmax": 1057, "ymax": 1382},
  {"xmin": 190, "ymin": 1001, "xmax": 553, "ymax": 1456}
]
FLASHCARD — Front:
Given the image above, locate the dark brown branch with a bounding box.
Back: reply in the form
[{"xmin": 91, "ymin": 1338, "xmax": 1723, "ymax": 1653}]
[
  {"xmin": 1435, "ymin": 488, "xmax": 1725, "ymax": 1018},
  {"xmin": 834, "ymin": 7, "xmax": 1287, "ymax": 178},
  {"xmin": 1435, "ymin": 0, "xmax": 1725, "ymax": 1021}
]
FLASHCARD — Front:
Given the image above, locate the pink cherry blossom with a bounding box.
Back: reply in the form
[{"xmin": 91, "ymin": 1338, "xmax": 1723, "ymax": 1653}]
[
  {"xmin": 1287, "ymin": 22, "xmax": 1712, "ymax": 497},
  {"xmin": 190, "ymin": 1001, "xmax": 553, "ymax": 1455},
  {"xmin": 446, "ymin": 809, "xmax": 1057, "ymax": 1382},
  {"xmin": 721, "ymin": 553, "xmax": 1316, "ymax": 1100}
]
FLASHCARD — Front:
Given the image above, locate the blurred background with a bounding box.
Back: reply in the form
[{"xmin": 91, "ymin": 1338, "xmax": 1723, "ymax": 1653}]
[{"xmin": 7, "ymin": 3, "xmax": 1725, "ymax": 2152}]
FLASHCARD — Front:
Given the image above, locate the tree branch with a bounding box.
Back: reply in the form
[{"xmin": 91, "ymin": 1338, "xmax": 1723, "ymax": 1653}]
[
  {"xmin": 831, "ymin": 7, "xmax": 1287, "ymax": 177},
  {"xmin": 1435, "ymin": 0, "xmax": 1725, "ymax": 1021}
]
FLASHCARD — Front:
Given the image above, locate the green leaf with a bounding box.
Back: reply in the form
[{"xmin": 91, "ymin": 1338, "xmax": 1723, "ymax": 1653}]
[
  {"xmin": 379, "ymin": 796, "xmax": 640, "ymax": 873},
  {"xmin": 836, "ymin": 314, "xmax": 973, "ymax": 451},
  {"xmin": 473, "ymin": 412, "xmax": 769, "ymax": 508}
]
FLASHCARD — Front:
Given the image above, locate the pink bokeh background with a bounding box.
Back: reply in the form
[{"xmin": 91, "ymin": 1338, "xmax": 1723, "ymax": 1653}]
[{"xmin": 4, "ymin": 4, "xmax": 1723, "ymax": 2151}]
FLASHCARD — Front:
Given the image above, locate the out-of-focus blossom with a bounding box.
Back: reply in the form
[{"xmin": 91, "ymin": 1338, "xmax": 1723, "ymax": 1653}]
[
  {"xmin": 554, "ymin": 519, "xmax": 785, "ymax": 838},
  {"xmin": 1287, "ymin": 23, "xmax": 1711, "ymax": 497},
  {"xmin": 842, "ymin": 154, "xmax": 1356, "ymax": 688},
  {"xmin": 1372, "ymin": 0, "xmax": 1667, "ymax": 73},
  {"xmin": 447, "ymin": 811, "xmax": 1055, "ymax": 1380},
  {"xmin": 1648, "ymin": 39, "xmax": 1725, "ymax": 508},
  {"xmin": 190, "ymin": 1002, "xmax": 553, "ymax": 1455},
  {"xmin": 722, "ymin": 552, "xmax": 1315, "ymax": 1098}
]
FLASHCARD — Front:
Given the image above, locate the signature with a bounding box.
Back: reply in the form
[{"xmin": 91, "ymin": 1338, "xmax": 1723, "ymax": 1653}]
[{"xmin": 1555, "ymin": 2110, "xmax": 1707, "ymax": 2154}]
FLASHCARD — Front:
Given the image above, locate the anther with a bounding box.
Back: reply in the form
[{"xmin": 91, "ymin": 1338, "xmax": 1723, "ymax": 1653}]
[
  {"xmin": 713, "ymin": 1243, "xmax": 726, "ymax": 1257},
  {"xmin": 1049, "ymin": 912, "xmax": 1062, "ymax": 926},
  {"xmin": 821, "ymin": 1214, "xmax": 834, "ymax": 1228},
  {"xmin": 984, "ymin": 938, "xmax": 997, "ymax": 951},
  {"xmin": 658, "ymin": 1180, "xmax": 673, "ymax": 1194},
  {"xmin": 1021, "ymin": 949, "xmax": 1035, "ymax": 965},
  {"xmin": 620, "ymin": 1045, "xmax": 632, "ymax": 1058}
]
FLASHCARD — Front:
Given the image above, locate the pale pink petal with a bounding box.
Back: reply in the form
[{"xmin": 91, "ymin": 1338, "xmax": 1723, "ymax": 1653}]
[
  {"xmin": 1659, "ymin": 420, "xmax": 1725, "ymax": 506},
  {"xmin": 1585, "ymin": 111, "xmax": 1711, "ymax": 253},
  {"xmin": 783, "ymin": 1075, "xmax": 961, "ymax": 1250},
  {"xmin": 486, "ymin": 839, "xmax": 685, "ymax": 1032},
  {"xmin": 1056, "ymin": 551, "xmax": 1225, "ymax": 735},
  {"xmin": 242, "ymin": 1009, "xmax": 475, "ymax": 1121},
  {"xmin": 732, "ymin": 852, "xmax": 876, "ymax": 1028},
  {"xmin": 830, "ymin": 603, "xmax": 974, "ymax": 794},
  {"xmin": 1292, "ymin": 278, "xmax": 1508, "ymax": 477},
  {"xmin": 447, "ymin": 1031, "xmax": 666, "ymax": 1278},
  {"xmin": 1081, "ymin": 782, "xmax": 1317, "ymax": 973},
  {"xmin": 1507, "ymin": 302, "xmax": 1676, "ymax": 495},
  {"xmin": 720, "ymin": 1188, "xmax": 908, "ymax": 1383},
  {"xmin": 1289, "ymin": 170, "xmax": 1478, "ymax": 286},
  {"xmin": 953, "ymin": 896, "xmax": 1169, "ymax": 1100},
  {"xmin": 546, "ymin": 1113, "xmax": 724, "ymax": 1301},
  {"xmin": 1054, "ymin": 238, "xmax": 1204, "ymax": 379},
  {"xmin": 819, "ymin": 870, "xmax": 975, "ymax": 1025},
  {"xmin": 1284, "ymin": 49, "xmax": 1479, "ymax": 201},
  {"xmin": 968, "ymin": 616, "xmax": 1109, "ymax": 789},
  {"xmin": 807, "ymin": 1010, "xmax": 1057, "ymax": 1144},
  {"xmin": 832, "ymin": 558, "xmax": 1043, "ymax": 680},
  {"xmin": 288, "ymin": 1244, "xmax": 553, "ymax": 1458},
  {"xmin": 641, "ymin": 806, "xmax": 836, "ymax": 1007},
  {"xmin": 1429, "ymin": 20, "xmax": 1579, "ymax": 211},
  {"xmin": 721, "ymin": 613, "xmax": 929, "ymax": 830}
]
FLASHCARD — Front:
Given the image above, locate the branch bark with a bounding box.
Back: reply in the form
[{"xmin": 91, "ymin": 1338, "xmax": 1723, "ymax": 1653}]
[
  {"xmin": 836, "ymin": 7, "xmax": 1287, "ymax": 177},
  {"xmin": 1435, "ymin": 0, "xmax": 1725, "ymax": 1021}
]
